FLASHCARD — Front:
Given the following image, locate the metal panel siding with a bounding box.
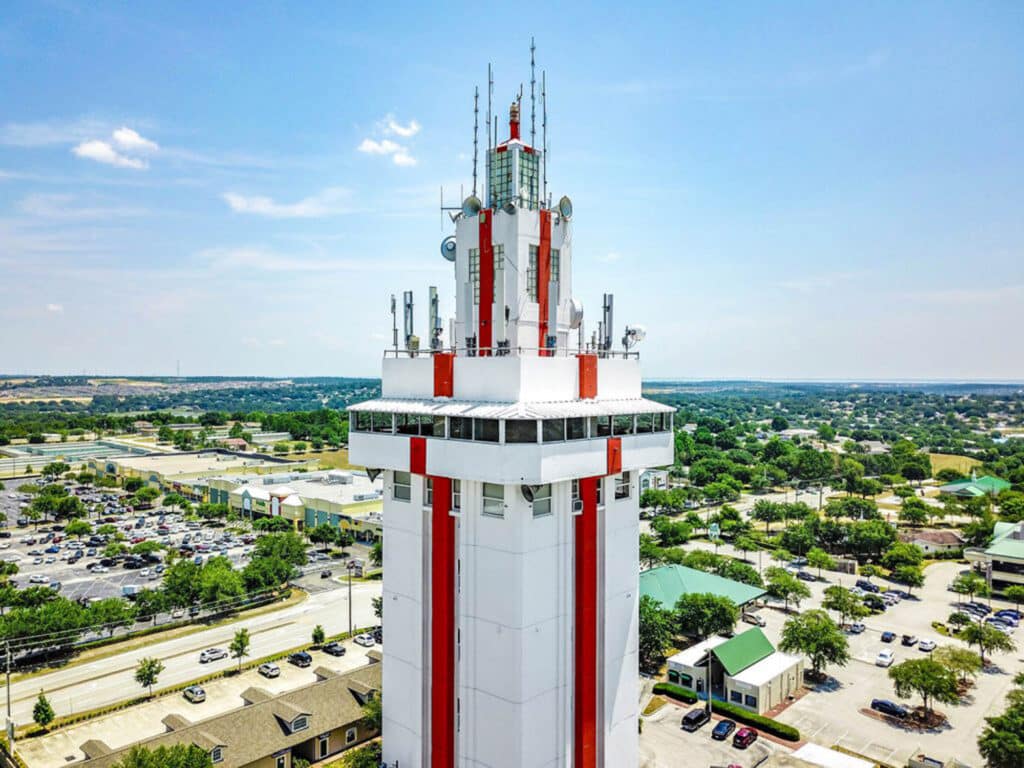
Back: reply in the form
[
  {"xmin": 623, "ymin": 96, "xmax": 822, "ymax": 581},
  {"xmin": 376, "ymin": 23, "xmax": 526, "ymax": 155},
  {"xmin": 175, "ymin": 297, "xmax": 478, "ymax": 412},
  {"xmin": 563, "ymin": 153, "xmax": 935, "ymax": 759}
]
[
  {"xmin": 433, "ymin": 352, "xmax": 455, "ymax": 397},
  {"xmin": 574, "ymin": 476, "xmax": 599, "ymax": 768},
  {"xmin": 538, "ymin": 209, "xmax": 552, "ymax": 353},
  {"xmin": 410, "ymin": 436, "xmax": 427, "ymax": 476},
  {"xmin": 606, "ymin": 438, "xmax": 622, "ymax": 476},
  {"xmin": 577, "ymin": 354, "xmax": 598, "ymax": 399},
  {"xmin": 430, "ymin": 476, "xmax": 456, "ymax": 768},
  {"xmin": 479, "ymin": 210, "xmax": 494, "ymax": 354}
]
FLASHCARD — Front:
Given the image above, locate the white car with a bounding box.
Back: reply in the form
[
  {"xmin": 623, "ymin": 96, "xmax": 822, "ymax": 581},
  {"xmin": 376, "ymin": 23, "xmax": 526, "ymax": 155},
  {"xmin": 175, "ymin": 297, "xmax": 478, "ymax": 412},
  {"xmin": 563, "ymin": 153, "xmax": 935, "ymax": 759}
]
[
  {"xmin": 29, "ymin": 573, "xmax": 49, "ymax": 583},
  {"xmin": 139, "ymin": 568, "xmax": 150, "ymax": 577},
  {"xmin": 354, "ymin": 633, "xmax": 376, "ymax": 647},
  {"xmin": 876, "ymin": 650, "xmax": 895, "ymax": 667},
  {"xmin": 171, "ymin": 608, "xmax": 185, "ymax": 619},
  {"xmin": 918, "ymin": 639, "xmax": 936, "ymax": 652},
  {"xmin": 92, "ymin": 565, "xmax": 109, "ymax": 573},
  {"xmin": 199, "ymin": 648, "xmax": 227, "ymax": 663}
]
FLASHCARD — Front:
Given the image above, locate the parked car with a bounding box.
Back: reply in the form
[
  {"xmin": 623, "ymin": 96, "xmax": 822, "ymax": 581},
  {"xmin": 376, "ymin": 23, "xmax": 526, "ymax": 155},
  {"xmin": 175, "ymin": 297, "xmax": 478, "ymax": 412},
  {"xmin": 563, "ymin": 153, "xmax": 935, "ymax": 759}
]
[
  {"xmin": 681, "ymin": 708, "xmax": 711, "ymax": 731},
  {"xmin": 323, "ymin": 642, "xmax": 346, "ymax": 657},
  {"xmin": 996, "ymin": 609, "xmax": 1022, "ymax": 621},
  {"xmin": 199, "ymin": 648, "xmax": 227, "ymax": 663},
  {"xmin": 712, "ymin": 719, "xmax": 736, "ymax": 740},
  {"xmin": 856, "ymin": 579, "xmax": 880, "ymax": 594},
  {"xmin": 289, "ymin": 652, "xmax": 313, "ymax": 668},
  {"xmin": 171, "ymin": 608, "xmax": 185, "ymax": 619},
  {"xmin": 741, "ymin": 612, "xmax": 766, "ymax": 627},
  {"xmin": 990, "ymin": 614, "xmax": 1019, "ymax": 628},
  {"xmin": 354, "ymin": 633, "xmax": 376, "ymax": 647},
  {"xmin": 881, "ymin": 631, "xmax": 896, "ymax": 643},
  {"xmin": 871, "ymin": 698, "xmax": 908, "ymax": 719},
  {"xmin": 320, "ymin": 569, "xmax": 333, "ymax": 579},
  {"xmin": 258, "ymin": 662, "xmax": 281, "ymax": 678},
  {"xmin": 848, "ymin": 622, "xmax": 866, "ymax": 634},
  {"xmin": 918, "ymin": 639, "xmax": 937, "ymax": 652},
  {"xmin": 882, "ymin": 592, "xmax": 901, "ymax": 606},
  {"xmin": 901, "ymin": 635, "xmax": 918, "ymax": 647},
  {"xmin": 876, "ymin": 650, "xmax": 896, "ymax": 667},
  {"xmin": 796, "ymin": 570, "xmax": 816, "ymax": 582},
  {"xmin": 966, "ymin": 601, "xmax": 991, "ymax": 615},
  {"xmin": 183, "ymin": 685, "xmax": 206, "ymax": 703},
  {"xmin": 732, "ymin": 727, "xmax": 758, "ymax": 749}
]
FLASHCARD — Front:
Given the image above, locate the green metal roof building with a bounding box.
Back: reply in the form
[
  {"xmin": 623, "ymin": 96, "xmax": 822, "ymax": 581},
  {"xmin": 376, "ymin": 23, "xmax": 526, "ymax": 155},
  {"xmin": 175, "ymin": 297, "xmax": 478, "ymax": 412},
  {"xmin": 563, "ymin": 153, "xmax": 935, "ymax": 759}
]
[
  {"xmin": 965, "ymin": 521, "xmax": 1024, "ymax": 595},
  {"xmin": 639, "ymin": 564, "xmax": 766, "ymax": 611},
  {"xmin": 938, "ymin": 473, "xmax": 1011, "ymax": 498}
]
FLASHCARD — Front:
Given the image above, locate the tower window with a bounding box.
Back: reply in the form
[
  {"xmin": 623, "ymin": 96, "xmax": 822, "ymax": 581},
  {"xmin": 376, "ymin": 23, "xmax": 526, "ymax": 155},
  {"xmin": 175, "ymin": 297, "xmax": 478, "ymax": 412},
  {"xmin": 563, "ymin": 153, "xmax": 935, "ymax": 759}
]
[
  {"xmin": 470, "ymin": 245, "xmax": 504, "ymax": 304},
  {"xmin": 393, "ymin": 472, "xmax": 412, "ymax": 502},
  {"xmin": 453, "ymin": 479, "xmax": 461, "ymax": 510},
  {"xmin": 488, "ymin": 149, "xmax": 513, "ymax": 209},
  {"xmin": 505, "ymin": 419, "xmax": 537, "ymax": 443},
  {"xmin": 473, "ymin": 418, "xmax": 499, "ymax": 442},
  {"xmin": 371, "ymin": 413, "xmax": 393, "ymax": 434},
  {"xmin": 566, "ymin": 417, "xmax": 586, "ymax": 440},
  {"xmin": 449, "ymin": 417, "xmax": 471, "ymax": 440},
  {"xmin": 482, "ymin": 483, "xmax": 504, "ymax": 518},
  {"xmin": 528, "ymin": 246, "xmax": 538, "ymax": 301},
  {"xmin": 542, "ymin": 418, "xmax": 565, "ymax": 442},
  {"xmin": 424, "ymin": 477, "xmax": 433, "ymax": 507},
  {"xmin": 613, "ymin": 415, "xmax": 635, "ymax": 435},
  {"xmin": 615, "ymin": 471, "xmax": 631, "ymax": 500},
  {"xmin": 551, "ymin": 248, "xmax": 560, "ymax": 285},
  {"xmin": 532, "ymin": 483, "xmax": 552, "ymax": 518}
]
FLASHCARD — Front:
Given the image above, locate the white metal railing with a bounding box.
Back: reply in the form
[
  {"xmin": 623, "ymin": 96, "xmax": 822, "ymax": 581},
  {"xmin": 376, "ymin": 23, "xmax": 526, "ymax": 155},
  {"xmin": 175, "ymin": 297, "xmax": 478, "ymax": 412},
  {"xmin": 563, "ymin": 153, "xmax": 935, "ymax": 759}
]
[{"xmin": 382, "ymin": 345, "xmax": 638, "ymax": 360}]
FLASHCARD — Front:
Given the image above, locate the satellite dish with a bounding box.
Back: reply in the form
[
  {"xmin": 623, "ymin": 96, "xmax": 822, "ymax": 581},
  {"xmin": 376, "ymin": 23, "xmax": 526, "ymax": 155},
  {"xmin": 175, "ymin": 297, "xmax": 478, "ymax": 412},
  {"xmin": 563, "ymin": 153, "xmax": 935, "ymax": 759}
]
[
  {"xmin": 440, "ymin": 236, "xmax": 457, "ymax": 262},
  {"xmin": 502, "ymin": 201, "xmax": 517, "ymax": 215},
  {"xmin": 520, "ymin": 484, "xmax": 538, "ymax": 503},
  {"xmin": 623, "ymin": 324, "xmax": 647, "ymax": 349},
  {"xmin": 558, "ymin": 195, "xmax": 573, "ymax": 219},
  {"xmin": 568, "ymin": 298, "xmax": 584, "ymax": 330},
  {"xmin": 462, "ymin": 195, "xmax": 482, "ymax": 217}
]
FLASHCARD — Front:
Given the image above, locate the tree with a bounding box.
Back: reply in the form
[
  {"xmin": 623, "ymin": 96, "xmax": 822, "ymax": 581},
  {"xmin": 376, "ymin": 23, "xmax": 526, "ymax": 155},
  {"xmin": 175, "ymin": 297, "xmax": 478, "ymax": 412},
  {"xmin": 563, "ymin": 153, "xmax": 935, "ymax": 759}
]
[
  {"xmin": 41, "ymin": 462, "xmax": 70, "ymax": 481},
  {"xmin": 822, "ymin": 585, "xmax": 870, "ymax": 628},
  {"xmin": 198, "ymin": 556, "xmax": 245, "ymax": 607},
  {"xmin": 751, "ymin": 499, "xmax": 782, "ymax": 534},
  {"xmin": 229, "ymin": 628, "xmax": 251, "ymax": 671},
  {"xmin": 372, "ymin": 596, "xmax": 383, "ymax": 621},
  {"xmin": 779, "ymin": 609, "xmax": 850, "ymax": 678},
  {"xmin": 978, "ymin": 702, "xmax": 1024, "ymax": 768},
  {"xmin": 361, "ymin": 693, "xmax": 382, "ymax": 732},
  {"xmin": 253, "ymin": 531, "xmax": 307, "ymax": 565},
  {"xmin": 252, "ymin": 516, "xmax": 292, "ymax": 534},
  {"xmin": 33, "ymin": 691, "xmax": 55, "ymax": 730},
  {"xmin": 162, "ymin": 492, "xmax": 188, "ymax": 514},
  {"xmin": 733, "ymin": 535, "xmax": 759, "ymax": 564},
  {"xmin": 340, "ymin": 744, "xmax": 383, "ymax": 768},
  {"xmin": 951, "ymin": 571, "xmax": 989, "ymax": 606},
  {"xmin": 312, "ymin": 624, "xmax": 326, "ymax": 646},
  {"xmin": 771, "ymin": 416, "xmax": 789, "ymax": 432},
  {"xmin": 818, "ymin": 424, "xmax": 836, "ymax": 442},
  {"xmin": 88, "ymin": 597, "xmax": 137, "ymax": 636},
  {"xmin": 947, "ymin": 611, "xmax": 972, "ymax": 631},
  {"xmin": 764, "ymin": 567, "xmax": 811, "ymax": 611},
  {"xmin": 308, "ymin": 523, "xmax": 338, "ymax": 552},
  {"xmin": 932, "ymin": 644, "xmax": 981, "ymax": 686},
  {"xmin": 639, "ymin": 595, "xmax": 672, "ymax": 673},
  {"xmin": 64, "ymin": 518, "xmax": 92, "ymax": 540},
  {"xmin": 893, "ymin": 564, "xmax": 925, "ymax": 595},
  {"xmin": 370, "ymin": 538, "xmax": 383, "ymax": 567},
  {"xmin": 960, "ymin": 622, "xmax": 1016, "ymax": 665},
  {"xmin": 135, "ymin": 657, "xmax": 165, "ymax": 698},
  {"xmin": 898, "ymin": 497, "xmax": 930, "ymax": 527},
  {"xmin": 806, "ymin": 547, "xmax": 835, "ymax": 580},
  {"xmin": 123, "ymin": 477, "xmax": 144, "ymax": 493},
  {"xmin": 1004, "ymin": 585, "xmax": 1024, "ymax": 614},
  {"xmin": 112, "ymin": 744, "xmax": 213, "ymax": 768},
  {"xmin": 673, "ymin": 593, "xmax": 738, "ymax": 639},
  {"xmin": 888, "ymin": 658, "xmax": 959, "ymax": 718},
  {"xmin": 639, "ymin": 534, "xmax": 664, "ymax": 570}
]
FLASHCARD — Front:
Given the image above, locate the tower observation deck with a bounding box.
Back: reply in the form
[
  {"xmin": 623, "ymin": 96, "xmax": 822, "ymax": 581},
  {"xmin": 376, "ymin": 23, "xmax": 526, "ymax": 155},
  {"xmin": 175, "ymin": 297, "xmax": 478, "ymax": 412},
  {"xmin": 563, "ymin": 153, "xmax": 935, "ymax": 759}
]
[{"xmin": 347, "ymin": 59, "xmax": 674, "ymax": 768}]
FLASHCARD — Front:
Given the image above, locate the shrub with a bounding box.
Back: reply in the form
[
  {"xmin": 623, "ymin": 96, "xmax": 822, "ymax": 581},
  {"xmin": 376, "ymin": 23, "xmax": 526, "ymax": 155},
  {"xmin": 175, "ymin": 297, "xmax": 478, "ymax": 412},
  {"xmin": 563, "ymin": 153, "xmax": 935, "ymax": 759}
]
[{"xmin": 652, "ymin": 683, "xmax": 698, "ymax": 704}]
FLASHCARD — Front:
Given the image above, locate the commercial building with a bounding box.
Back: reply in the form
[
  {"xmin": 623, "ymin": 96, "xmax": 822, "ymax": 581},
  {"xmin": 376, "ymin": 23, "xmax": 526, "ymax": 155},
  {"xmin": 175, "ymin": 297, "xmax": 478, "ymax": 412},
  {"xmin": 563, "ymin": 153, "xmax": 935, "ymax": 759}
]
[
  {"xmin": 900, "ymin": 529, "xmax": 964, "ymax": 555},
  {"xmin": 666, "ymin": 628, "xmax": 804, "ymax": 715},
  {"xmin": 347, "ymin": 83, "xmax": 674, "ymax": 768},
  {"xmin": 206, "ymin": 470, "xmax": 383, "ymax": 541},
  {"xmin": 639, "ymin": 564, "xmax": 767, "ymax": 611},
  {"xmin": 639, "ymin": 468, "xmax": 669, "ymax": 492},
  {"xmin": 88, "ymin": 450, "xmax": 315, "ymax": 501},
  {"xmin": 76, "ymin": 661, "xmax": 381, "ymax": 768},
  {"xmin": 938, "ymin": 473, "xmax": 1010, "ymax": 498},
  {"xmin": 966, "ymin": 521, "xmax": 1024, "ymax": 594}
]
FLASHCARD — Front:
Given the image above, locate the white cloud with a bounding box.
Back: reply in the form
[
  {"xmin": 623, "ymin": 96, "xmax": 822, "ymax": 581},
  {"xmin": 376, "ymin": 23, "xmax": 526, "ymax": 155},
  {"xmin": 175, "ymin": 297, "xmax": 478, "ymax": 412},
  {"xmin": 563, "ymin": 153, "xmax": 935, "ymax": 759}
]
[
  {"xmin": 358, "ymin": 138, "xmax": 401, "ymax": 156},
  {"xmin": 384, "ymin": 116, "xmax": 421, "ymax": 138},
  {"xmin": 72, "ymin": 139, "xmax": 148, "ymax": 170},
  {"xmin": 392, "ymin": 151, "xmax": 417, "ymax": 167},
  {"xmin": 1, "ymin": 118, "xmax": 113, "ymax": 147},
  {"xmin": 599, "ymin": 252, "xmax": 622, "ymax": 264},
  {"xmin": 112, "ymin": 127, "xmax": 158, "ymax": 153},
  {"xmin": 46, "ymin": 303, "xmax": 63, "ymax": 313},
  {"xmin": 222, "ymin": 187, "xmax": 351, "ymax": 218},
  {"xmin": 19, "ymin": 193, "xmax": 148, "ymax": 219},
  {"xmin": 196, "ymin": 246, "xmax": 445, "ymax": 275}
]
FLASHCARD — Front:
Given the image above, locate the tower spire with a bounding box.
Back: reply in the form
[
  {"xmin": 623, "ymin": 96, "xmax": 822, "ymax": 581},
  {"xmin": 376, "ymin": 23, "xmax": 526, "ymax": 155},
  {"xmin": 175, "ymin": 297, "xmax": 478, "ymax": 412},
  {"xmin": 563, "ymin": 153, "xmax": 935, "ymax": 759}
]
[
  {"xmin": 530, "ymin": 37, "xmax": 536, "ymax": 147},
  {"xmin": 472, "ymin": 86, "xmax": 479, "ymax": 197}
]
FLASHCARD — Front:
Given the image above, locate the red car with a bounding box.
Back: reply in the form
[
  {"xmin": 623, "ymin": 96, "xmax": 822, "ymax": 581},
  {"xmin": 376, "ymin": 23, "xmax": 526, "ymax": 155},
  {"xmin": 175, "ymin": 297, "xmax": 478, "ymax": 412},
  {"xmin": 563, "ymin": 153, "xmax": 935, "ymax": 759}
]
[
  {"xmin": 131, "ymin": 536, "xmax": 147, "ymax": 544},
  {"xmin": 732, "ymin": 727, "xmax": 758, "ymax": 749}
]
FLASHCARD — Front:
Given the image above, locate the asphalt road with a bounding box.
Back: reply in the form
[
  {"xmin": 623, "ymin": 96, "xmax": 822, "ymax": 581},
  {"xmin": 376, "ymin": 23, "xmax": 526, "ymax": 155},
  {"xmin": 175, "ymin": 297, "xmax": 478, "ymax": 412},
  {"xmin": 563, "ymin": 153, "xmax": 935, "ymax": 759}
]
[{"xmin": 5, "ymin": 575, "xmax": 382, "ymax": 724}]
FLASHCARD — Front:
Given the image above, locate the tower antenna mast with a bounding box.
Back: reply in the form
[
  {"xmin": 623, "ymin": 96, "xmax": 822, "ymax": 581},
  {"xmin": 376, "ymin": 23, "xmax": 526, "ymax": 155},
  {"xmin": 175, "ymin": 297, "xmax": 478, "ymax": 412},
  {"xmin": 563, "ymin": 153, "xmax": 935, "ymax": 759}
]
[
  {"xmin": 542, "ymin": 70, "xmax": 548, "ymax": 204},
  {"xmin": 472, "ymin": 86, "xmax": 479, "ymax": 197},
  {"xmin": 530, "ymin": 37, "xmax": 536, "ymax": 147}
]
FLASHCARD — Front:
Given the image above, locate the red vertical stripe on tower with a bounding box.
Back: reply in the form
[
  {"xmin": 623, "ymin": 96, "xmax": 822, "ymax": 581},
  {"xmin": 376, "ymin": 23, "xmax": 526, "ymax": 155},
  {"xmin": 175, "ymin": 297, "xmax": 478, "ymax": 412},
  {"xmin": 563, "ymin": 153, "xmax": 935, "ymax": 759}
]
[
  {"xmin": 537, "ymin": 209, "xmax": 552, "ymax": 354},
  {"xmin": 606, "ymin": 437, "xmax": 622, "ymax": 476},
  {"xmin": 433, "ymin": 352, "xmax": 455, "ymax": 397},
  {"xmin": 431, "ymin": 476, "xmax": 456, "ymax": 768},
  {"xmin": 409, "ymin": 436, "xmax": 426, "ymax": 476},
  {"xmin": 574, "ymin": 476, "xmax": 599, "ymax": 768},
  {"xmin": 577, "ymin": 353, "xmax": 598, "ymax": 399},
  {"xmin": 478, "ymin": 210, "xmax": 493, "ymax": 355}
]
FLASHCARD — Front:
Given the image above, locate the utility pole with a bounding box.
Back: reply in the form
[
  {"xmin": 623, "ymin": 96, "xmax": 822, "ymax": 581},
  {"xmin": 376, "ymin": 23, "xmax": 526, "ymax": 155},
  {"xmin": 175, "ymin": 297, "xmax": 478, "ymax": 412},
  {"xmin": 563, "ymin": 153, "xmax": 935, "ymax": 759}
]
[
  {"xmin": 347, "ymin": 562, "xmax": 354, "ymax": 638},
  {"xmin": 5, "ymin": 640, "xmax": 13, "ymax": 751}
]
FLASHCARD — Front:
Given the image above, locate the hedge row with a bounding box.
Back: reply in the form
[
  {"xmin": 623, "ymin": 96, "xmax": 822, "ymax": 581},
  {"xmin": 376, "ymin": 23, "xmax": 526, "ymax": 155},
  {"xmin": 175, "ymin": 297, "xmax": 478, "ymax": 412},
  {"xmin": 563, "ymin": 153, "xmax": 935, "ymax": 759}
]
[{"xmin": 649, "ymin": 684, "xmax": 800, "ymax": 742}]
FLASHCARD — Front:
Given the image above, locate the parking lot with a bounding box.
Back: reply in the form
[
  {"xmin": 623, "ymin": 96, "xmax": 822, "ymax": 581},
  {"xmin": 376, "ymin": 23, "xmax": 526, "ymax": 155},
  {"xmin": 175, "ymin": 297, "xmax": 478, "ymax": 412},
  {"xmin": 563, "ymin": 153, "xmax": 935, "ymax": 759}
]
[{"xmin": 640, "ymin": 701, "xmax": 781, "ymax": 768}]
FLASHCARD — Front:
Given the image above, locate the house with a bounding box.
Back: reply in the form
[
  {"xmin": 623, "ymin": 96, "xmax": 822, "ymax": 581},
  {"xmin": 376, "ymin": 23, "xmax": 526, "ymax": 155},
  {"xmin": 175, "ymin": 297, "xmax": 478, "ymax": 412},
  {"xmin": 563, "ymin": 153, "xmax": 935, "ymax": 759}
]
[
  {"xmin": 220, "ymin": 437, "xmax": 250, "ymax": 451},
  {"xmin": 901, "ymin": 529, "xmax": 964, "ymax": 554},
  {"xmin": 77, "ymin": 661, "xmax": 381, "ymax": 768},
  {"xmin": 966, "ymin": 521, "xmax": 1024, "ymax": 595},
  {"xmin": 666, "ymin": 628, "xmax": 804, "ymax": 715},
  {"xmin": 938, "ymin": 473, "xmax": 1011, "ymax": 498},
  {"xmin": 640, "ymin": 564, "xmax": 766, "ymax": 612},
  {"xmin": 640, "ymin": 468, "xmax": 669, "ymax": 492}
]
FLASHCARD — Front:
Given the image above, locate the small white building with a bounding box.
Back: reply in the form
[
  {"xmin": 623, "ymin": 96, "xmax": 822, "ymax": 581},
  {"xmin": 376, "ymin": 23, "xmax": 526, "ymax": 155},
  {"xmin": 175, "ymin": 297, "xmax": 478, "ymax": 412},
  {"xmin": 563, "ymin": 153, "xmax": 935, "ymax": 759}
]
[
  {"xmin": 640, "ymin": 468, "xmax": 669, "ymax": 492},
  {"xmin": 666, "ymin": 628, "xmax": 804, "ymax": 715}
]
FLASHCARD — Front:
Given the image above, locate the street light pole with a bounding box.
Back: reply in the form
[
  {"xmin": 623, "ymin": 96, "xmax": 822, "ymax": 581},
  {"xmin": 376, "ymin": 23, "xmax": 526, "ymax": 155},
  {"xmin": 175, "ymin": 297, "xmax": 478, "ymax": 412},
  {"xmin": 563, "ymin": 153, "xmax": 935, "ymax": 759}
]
[
  {"xmin": 347, "ymin": 563, "xmax": 354, "ymax": 638},
  {"xmin": 5, "ymin": 640, "xmax": 13, "ymax": 751}
]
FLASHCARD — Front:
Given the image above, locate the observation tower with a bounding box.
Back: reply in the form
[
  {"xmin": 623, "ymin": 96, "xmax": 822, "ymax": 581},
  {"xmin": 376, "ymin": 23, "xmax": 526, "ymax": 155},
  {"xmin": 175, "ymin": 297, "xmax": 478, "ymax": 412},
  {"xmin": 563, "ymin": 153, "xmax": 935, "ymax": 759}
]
[{"xmin": 348, "ymin": 56, "xmax": 673, "ymax": 768}]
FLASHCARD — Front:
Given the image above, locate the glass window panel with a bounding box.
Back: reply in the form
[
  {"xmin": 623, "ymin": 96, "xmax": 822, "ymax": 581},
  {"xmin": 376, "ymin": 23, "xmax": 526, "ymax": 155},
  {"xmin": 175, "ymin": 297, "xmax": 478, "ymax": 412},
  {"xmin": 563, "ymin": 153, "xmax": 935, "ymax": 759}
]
[
  {"xmin": 532, "ymin": 483, "xmax": 552, "ymax": 518},
  {"xmin": 469, "ymin": 248, "xmax": 480, "ymax": 303},
  {"xmin": 433, "ymin": 416, "xmax": 447, "ymax": 437},
  {"xmin": 566, "ymin": 417, "xmax": 586, "ymax": 440},
  {"xmin": 371, "ymin": 413, "xmax": 393, "ymax": 433},
  {"xmin": 551, "ymin": 248, "xmax": 560, "ymax": 284},
  {"xmin": 393, "ymin": 471, "xmax": 411, "ymax": 502},
  {"xmin": 355, "ymin": 412, "xmax": 371, "ymax": 432},
  {"xmin": 449, "ymin": 417, "xmax": 471, "ymax": 440},
  {"xmin": 636, "ymin": 413, "xmax": 654, "ymax": 433},
  {"xmin": 615, "ymin": 471, "xmax": 631, "ymax": 500},
  {"xmin": 482, "ymin": 483, "xmax": 504, "ymax": 518},
  {"xmin": 396, "ymin": 413, "xmax": 418, "ymax": 435},
  {"xmin": 505, "ymin": 419, "xmax": 537, "ymax": 443},
  {"xmin": 452, "ymin": 479, "xmax": 461, "ymax": 510},
  {"xmin": 474, "ymin": 418, "xmax": 499, "ymax": 442},
  {"xmin": 418, "ymin": 415, "xmax": 435, "ymax": 436},
  {"xmin": 613, "ymin": 415, "xmax": 634, "ymax": 435},
  {"xmin": 542, "ymin": 418, "xmax": 565, "ymax": 442},
  {"xmin": 527, "ymin": 246, "xmax": 539, "ymax": 302},
  {"xmin": 592, "ymin": 416, "xmax": 612, "ymax": 437}
]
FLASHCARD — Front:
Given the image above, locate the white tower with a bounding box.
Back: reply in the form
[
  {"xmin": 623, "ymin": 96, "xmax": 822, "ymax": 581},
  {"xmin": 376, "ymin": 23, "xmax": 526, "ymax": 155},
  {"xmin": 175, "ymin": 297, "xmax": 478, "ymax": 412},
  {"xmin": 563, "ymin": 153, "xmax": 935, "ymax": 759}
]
[{"xmin": 348, "ymin": 75, "xmax": 673, "ymax": 768}]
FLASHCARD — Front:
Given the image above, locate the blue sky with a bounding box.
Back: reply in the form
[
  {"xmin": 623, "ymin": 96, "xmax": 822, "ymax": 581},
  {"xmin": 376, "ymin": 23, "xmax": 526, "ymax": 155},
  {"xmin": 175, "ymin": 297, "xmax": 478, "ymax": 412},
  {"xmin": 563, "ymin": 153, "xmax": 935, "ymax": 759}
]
[{"xmin": 2, "ymin": 1, "xmax": 1022, "ymax": 379}]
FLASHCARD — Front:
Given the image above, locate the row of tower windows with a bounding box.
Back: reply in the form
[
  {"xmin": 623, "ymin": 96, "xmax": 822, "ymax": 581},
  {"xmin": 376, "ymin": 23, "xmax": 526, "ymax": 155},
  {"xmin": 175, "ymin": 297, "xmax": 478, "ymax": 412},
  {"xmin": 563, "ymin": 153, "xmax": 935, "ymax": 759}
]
[
  {"xmin": 390, "ymin": 473, "xmax": 633, "ymax": 518},
  {"xmin": 351, "ymin": 412, "xmax": 673, "ymax": 442},
  {"xmin": 466, "ymin": 245, "xmax": 560, "ymax": 305}
]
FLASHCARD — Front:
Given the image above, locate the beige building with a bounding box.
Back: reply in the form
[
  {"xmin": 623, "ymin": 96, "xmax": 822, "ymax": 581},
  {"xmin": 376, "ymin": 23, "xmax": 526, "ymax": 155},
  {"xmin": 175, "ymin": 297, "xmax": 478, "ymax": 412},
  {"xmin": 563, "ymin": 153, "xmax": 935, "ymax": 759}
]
[{"xmin": 78, "ymin": 661, "xmax": 381, "ymax": 768}]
